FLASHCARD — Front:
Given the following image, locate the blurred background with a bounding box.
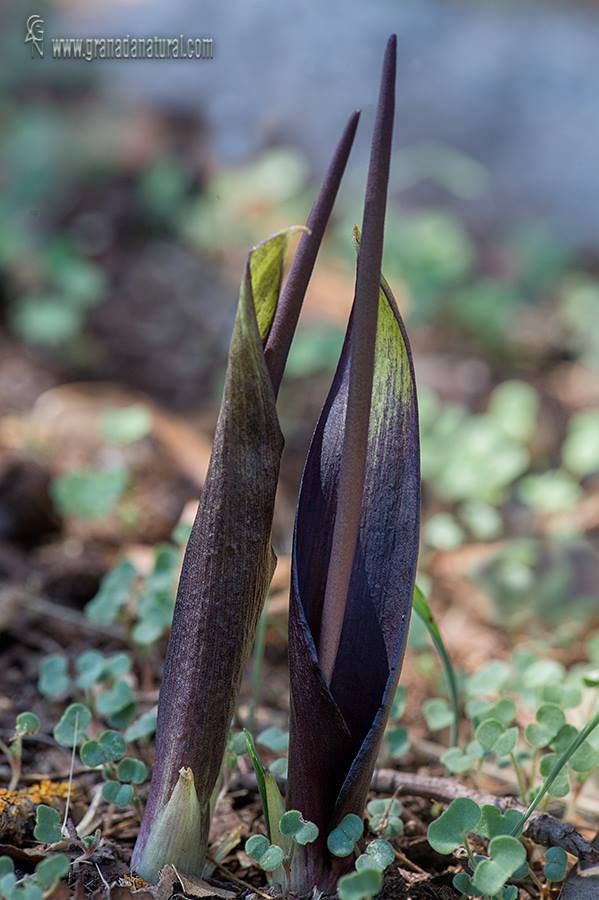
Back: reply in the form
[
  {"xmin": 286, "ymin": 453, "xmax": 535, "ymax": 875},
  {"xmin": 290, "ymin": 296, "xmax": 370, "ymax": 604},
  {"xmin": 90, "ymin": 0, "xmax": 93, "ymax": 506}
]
[{"xmin": 1, "ymin": 0, "xmax": 599, "ymax": 705}]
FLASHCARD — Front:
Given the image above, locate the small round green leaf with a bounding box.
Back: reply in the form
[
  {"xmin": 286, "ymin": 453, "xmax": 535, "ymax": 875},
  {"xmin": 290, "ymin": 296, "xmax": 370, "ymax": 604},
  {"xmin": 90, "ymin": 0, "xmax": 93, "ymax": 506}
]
[
  {"xmin": 427, "ymin": 798, "xmax": 481, "ymax": 855},
  {"xmin": 544, "ymin": 846, "xmax": 568, "ymax": 882},
  {"xmin": 117, "ymin": 757, "xmax": 148, "ymax": 784},
  {"xmin": 99, "ymin": 730, "xmax": 127, "ymax": 762},
  {"xmin": 441, "ymin": 746, "xmax": 474, "ymax": 774},
  {"xmin": 541, "ymin": 683, "xmax": 582, "ymax": 709},
  {"xmin": 256, "ymin": 726, "xmax": 289, "ymax": 753},
  {"xmin": 16, "ymin": 712, "xmax": 40, "ymax": 736},
  {"xmin": 525, "ymin": 704, "xmax": 565, "ymax": 749},
  {"xmin": 338, "ymin": 867, "xmax": 382, "ymax": 900},
  {"xmin": 34, "ymin": 854, "xmax": 70, "ymax": 890},
  {"xmin": 475, "ymin": 806, "xmax": 523, "ymax": 840},
  {"xmin": 33, "ymin": 805, "xmax": 62, "ymax": 844},
  {"xmin": 467, "ymin": 661, "xmax": 511, "ymax": 697},
  {"xmin": 80, "ymin": 740, "xmax": 104, "ymax": 768},
  {"xmin": 327, "ymin": 814, "xmax": 364, "ymax": 857},
  {"xmin": 244, "ymin": 835, "xmax": 284, "ymax": 872},
  {"xmin": 96, "ymin": 680, "xmax": 134, "ymax": 717},
  {"xmin": 493, "ymin": 727, "xmax": 519, "ymax": 758},
  {"xmin": 53, "ymin": 704, "xmax": 91, "ymax": 748},
  {"xmin": 387, "ymin": 725, "xmax": 410, "ymax": 758},
  {"xmin": 452, "ymin": 872, "xmax": 478, "ymax": 897},
  {"xmin": 551, "ymin": 724, "xmax": 579, "ymax": 754},
  {"xmin": 102, "ymin": 780, "xmax": 133, "ymax": 807},
  {"xmin": 38, "ymin": 655, "xmax": 70, "ymax": 700},
  {"xmin": 390, "ymin": 686, "xmax": 407, "ymax": 720},
  {"xmin": 269, "ymin": 757, "xmax": 288, "ymax": 779},
  {"xmin": 475, "ymin": 718, "xmax": 504, "ymax": 752},
  {"xmin": 279, "ymin": 810, "xmax": 318, "ymax": 845},
  {"xmin": 540, "ymin": 753, "xmax": 570, "ymax": 797},
  {"xmin": 260, "ymin": 837, "xmax": 285, "ymax": 867},
  {"xmin": 75, "ymin": 650, "xmax": 105, "ymax": 690},
  {"xmin": 245, "ymin": 834, "xmax": 269, "ymax": 861},
  {"xmin": 355, "ymin": 839, "xmax": 395, "ymax": 872},
  {"xmin": 101, "ymin": 405, "xmax": 152, "ymax": 445},
  {"xmin": 366, "ymin": 799, "xmax": 403, "ymax": 837},
  {"xmin": 570, "ymin": 740, "xmax": 599, "ymax": 774},
  {"xmin": 522, "ymin": 659, "xmax": 565, "ymax": 689},
  {"xmin": 125, "ymin": 712, "xmax": 157, "ymax": 743},
  {"xmin": 422, "ymin": 698, "xmax": 454, "ymax": 732},
  {"xmin": 0, "ymin": 858, "xmax": 15, "ymax": 878},
  {"xmin": 479, "ymin": 698, "xmax": 517, "ymax": 727},
  {"xmin": 472, "ymin": 835, "xmax": 526, "ymax": 896}
]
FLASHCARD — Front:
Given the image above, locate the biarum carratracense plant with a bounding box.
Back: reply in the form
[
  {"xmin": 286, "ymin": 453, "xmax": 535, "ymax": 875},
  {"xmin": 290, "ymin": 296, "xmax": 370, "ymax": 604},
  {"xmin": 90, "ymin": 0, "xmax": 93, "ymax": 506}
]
[
  {"xmin": 133, "ymin": 34, "xmax": 420, "ymax": 895},
  {"xmin": 286, "ymin": 36, "xmax": 420, "ymax": 894},
  {"xmin": 131, "ymin": 109, "xmax": 360, "ymax": 881}
]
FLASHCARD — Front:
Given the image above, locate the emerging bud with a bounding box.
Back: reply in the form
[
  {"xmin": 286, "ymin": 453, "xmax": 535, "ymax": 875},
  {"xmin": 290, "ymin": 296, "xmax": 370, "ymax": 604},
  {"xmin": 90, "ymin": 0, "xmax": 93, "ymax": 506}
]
[{"xmin": 135, "ymin": 767, "xmax": 205, "ymax": 884}]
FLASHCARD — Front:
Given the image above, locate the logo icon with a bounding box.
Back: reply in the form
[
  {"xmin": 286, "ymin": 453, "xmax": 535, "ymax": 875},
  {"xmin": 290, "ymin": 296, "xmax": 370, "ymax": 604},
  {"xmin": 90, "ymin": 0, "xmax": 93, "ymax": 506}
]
[{"xmin": 25, "ymin": 14, "xmax": 44, "ymax": 58}]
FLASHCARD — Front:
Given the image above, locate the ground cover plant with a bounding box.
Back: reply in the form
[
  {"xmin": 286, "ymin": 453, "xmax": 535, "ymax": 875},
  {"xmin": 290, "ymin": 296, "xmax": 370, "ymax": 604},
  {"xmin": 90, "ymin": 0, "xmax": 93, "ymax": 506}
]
[{"xmin": 2, "ymin": 19, "xmax": 599, "ymax": 900}]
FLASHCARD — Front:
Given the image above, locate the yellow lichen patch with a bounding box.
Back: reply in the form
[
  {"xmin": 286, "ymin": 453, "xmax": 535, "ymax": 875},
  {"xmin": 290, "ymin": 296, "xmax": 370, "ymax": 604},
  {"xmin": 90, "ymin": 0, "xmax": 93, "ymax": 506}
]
[
  {"xmin": 26, "ymin": 780, "xmax": 71, "ymax": 805},
  {"xmin": 0, "ymin": 781, "xmax": 71, "ymax": 842},
  {"xmin": 0, "ymin": 780, "xmax": 70, "ymax": 810},
  {"xmin": 116, "ymin": 874, "xmax": 151, "ymax": 890}
]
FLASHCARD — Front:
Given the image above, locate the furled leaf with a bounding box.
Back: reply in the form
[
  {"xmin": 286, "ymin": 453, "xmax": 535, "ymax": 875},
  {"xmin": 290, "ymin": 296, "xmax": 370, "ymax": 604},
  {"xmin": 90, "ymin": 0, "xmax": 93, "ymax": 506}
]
[
  {"xmin": 132, "ymin": 91, "xmax": 361, "ymax": 886},
  {"xmin": 286, "ymin": 45, "xmax": 419, "ymax": 897},
  {"xmin": 132, "ymin": 227, "xmax": 302, "ymax": 882}
]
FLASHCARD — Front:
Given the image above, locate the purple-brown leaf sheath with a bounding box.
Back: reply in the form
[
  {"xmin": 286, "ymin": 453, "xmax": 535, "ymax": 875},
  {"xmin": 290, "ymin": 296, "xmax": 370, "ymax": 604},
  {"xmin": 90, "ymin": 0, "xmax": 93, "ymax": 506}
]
[{"xmin": 318, "ymin": 35, "xmax": 396, "ymax": 684}]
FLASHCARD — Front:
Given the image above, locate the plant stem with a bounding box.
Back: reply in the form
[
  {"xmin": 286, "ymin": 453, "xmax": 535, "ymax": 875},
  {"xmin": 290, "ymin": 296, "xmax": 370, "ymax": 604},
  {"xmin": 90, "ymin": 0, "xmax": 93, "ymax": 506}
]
[
  {"xmin": 62, "ymin": 711, "xmax": 79, "ymax": 835},
  {"xmin": 0, "ymin": 737, "xmax": 20, "ymax": 791},
  {"xmin": 564, "ymin": 776, "xmax": 586, "ymax": 822},
  {"xmin": 413, "ymin": 586, "xmax": 460, "ymax": 747},
  {"xmin": 510, "ymin": 752, "xmax": 528, "ymax": 804},
  {"xmin": 463, "ymin": 833, "xmax": 477, "ymax": 870},
  {"xmin": 318, "ymin": 35, "xmax": 396, "ymax": 685},
  {"xmin": 512, "ymin": 707, "xmax": 599, "ymax": 837},
  {"xmin": 529, "ymin": 748, "xmax": 539, "ymax": 793},
  {"xmin": 247, "ymin": 606, "xmax": 268, "ymax": 734}
]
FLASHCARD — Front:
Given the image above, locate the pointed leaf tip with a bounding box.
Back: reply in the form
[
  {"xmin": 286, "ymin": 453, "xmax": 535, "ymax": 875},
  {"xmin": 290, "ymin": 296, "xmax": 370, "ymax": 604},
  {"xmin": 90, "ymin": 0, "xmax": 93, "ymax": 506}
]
[
  {"xmin": 317, "ymin": 32, "xmax": 397, "ymax": 685},
  {"xmin": 265, "ymin": 111, "xmax": 360, "ymax": 394},
  {"xmin": 134, "ymin": 766, "xmax": 205, "ymax": 883}
]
